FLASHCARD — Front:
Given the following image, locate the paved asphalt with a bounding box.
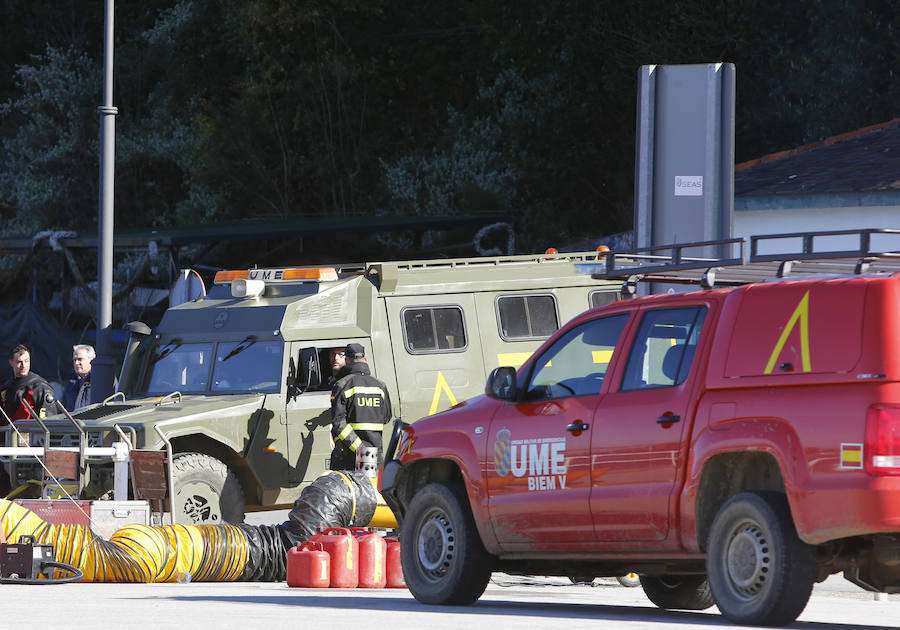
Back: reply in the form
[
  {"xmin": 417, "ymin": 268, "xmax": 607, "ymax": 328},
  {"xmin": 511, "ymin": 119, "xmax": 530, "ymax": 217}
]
[{"xmin": 1, "ymin": 508, "xmax": 895, "ymax": 629}]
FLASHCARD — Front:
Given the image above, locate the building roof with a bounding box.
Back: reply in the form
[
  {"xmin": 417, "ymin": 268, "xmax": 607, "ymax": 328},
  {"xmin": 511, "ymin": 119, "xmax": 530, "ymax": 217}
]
[{"xmin": 735, "ymin": 118, "xmax": 900, "ymax": 200}]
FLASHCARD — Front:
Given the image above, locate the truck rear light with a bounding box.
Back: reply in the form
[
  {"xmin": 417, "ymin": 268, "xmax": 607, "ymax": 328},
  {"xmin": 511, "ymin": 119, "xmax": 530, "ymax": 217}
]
[{"xmin": 865, "ymin": 404, "xmax": 900, "ymax": 475}]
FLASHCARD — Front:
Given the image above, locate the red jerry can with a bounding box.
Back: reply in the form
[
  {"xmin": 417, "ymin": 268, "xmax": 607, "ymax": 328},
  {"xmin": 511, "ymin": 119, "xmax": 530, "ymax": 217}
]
[
  {"xmin": 384, "ymin": 537, "xmax": 406, "ymax": 588},
  {"xmin": 350, "ymin": 527, "xmax": 386, "ymax": 588},
  {"xmin": 309, "ymin": 527, "xmax": 359, "ymax": 588},
  {"xmin": 287, "ymin": 542, "xmax": 330, "ymax": 588}
]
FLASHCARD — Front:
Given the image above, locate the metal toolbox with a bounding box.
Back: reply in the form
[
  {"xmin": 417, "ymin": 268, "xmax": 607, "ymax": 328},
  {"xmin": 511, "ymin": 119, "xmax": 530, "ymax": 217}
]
[
  {"xmin": 88, "ymin": 500, "xmax": 151, "ymax": 539},
  {"xmin": 13, "ymin": 499, "xmax": 151, "ymax": 540}
]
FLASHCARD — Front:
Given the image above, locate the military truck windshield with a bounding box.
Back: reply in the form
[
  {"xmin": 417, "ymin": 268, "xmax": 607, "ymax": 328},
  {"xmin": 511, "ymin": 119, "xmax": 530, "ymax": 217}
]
[
  {"xmin": 212, "ymin": 341, "xmax": 282, "ymax": 392},
  {"xmin": 143, "ymin": 341, "xmax": 283, "ymax": 394},
  {"xmin": 146, "ymin": 343, "xmax": 212, "ymax": 393}
]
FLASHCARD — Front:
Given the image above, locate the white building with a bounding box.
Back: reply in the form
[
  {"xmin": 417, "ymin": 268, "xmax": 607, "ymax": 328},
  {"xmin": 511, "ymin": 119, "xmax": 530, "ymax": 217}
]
[{"xmin": 734, "ymin": 118, "xmax": 900, "ymax": 252}]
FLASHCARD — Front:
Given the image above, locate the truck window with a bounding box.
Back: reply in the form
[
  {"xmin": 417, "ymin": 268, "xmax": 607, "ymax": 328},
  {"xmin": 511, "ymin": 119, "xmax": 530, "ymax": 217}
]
[
  {"xmin": 402, "ymin": 306, "xmax": 467, "ymax": 353},
  {"xmin": 212, "ymin": 340, "xmax": 283, "ymax": 392},
  {"xmin": 590, "ymin": 290, "xmax": 619, "ymax": 309},
  {"xmin": 146, "ymin": 343, "xmax": 213, "ymax": 393},
  {"xmin": 525, "ymin": 314, "xmax": 629, "ymax": 400},
  {"xmin": 497, "ymin": 294, "xmax": 559, "ymax": 340},
  {"xmin": 621, "ymin": 307, "xmax": 707, "ymax": 391}
]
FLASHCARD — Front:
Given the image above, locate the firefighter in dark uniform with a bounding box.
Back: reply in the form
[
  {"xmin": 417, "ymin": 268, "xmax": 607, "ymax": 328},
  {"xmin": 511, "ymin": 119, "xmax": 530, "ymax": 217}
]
[{"xmin": 329, "ymin": 343, "xmax": 392, "ymax": 471}]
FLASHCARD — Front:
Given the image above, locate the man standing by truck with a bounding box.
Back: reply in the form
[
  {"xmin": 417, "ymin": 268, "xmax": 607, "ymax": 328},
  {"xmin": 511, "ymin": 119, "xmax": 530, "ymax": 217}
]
[
  {"xmin": 329, "ymin": 343, "xmax": 392, "ymax": 471},
  {"xmin": 62, "ymin": 344, "xmax": 95, "ymax": 411},
  {"xmin": 1, "ymin": 343, "xmax": 55, "ymax": 426},
  {"xmin": 1, "ymin": 343, "xmax": 55, "ymax": 497}
]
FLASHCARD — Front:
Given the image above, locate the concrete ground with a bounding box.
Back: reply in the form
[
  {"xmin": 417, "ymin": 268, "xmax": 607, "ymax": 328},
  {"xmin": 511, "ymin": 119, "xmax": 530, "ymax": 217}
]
[
  {"xmin": 1, "ymin": 573, "xmax": 896, "ymax": 630},
  {"xmin": 2, "ymin": 508, "xmax": 895, "ymax": 629}
]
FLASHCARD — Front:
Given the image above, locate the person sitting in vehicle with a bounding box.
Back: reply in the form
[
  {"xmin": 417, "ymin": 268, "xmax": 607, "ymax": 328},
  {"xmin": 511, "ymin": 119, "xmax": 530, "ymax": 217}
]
[{"xmin": 327, "ymin": 347, "xmax": 349, "ymax": 386}]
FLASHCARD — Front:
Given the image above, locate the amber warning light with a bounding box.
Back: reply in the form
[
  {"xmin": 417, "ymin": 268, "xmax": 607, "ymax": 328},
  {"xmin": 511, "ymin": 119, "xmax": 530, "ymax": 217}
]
[{"xmin": 214, "ymin": 267, "xmax": 339, "ymax": 284}]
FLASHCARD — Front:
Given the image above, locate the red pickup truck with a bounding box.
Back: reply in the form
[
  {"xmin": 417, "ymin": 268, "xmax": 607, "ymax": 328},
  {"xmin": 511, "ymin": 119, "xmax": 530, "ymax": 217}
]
[{"xmin": 381, "ymin": 230, "xmax": 900, "ymax": 626}]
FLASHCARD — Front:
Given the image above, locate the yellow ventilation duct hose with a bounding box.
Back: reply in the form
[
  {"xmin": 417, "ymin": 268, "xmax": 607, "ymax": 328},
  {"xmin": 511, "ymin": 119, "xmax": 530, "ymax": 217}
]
[{"xmin": 0, "ymin": 499, "xmax": 248, "ymax": 583}]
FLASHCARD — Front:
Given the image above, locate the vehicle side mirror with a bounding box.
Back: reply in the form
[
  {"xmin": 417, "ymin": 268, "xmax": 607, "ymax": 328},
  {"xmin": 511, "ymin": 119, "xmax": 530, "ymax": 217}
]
[
  {"xmin": 486, "ymin": 366, "xmax": 517, "ymax": 400},
  {"xmin": 299, "ymin": 347, "xmax": 322, "ymax": 391}
]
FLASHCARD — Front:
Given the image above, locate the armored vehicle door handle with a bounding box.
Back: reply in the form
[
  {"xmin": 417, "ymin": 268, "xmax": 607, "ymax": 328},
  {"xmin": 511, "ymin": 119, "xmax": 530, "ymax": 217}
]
[
  {"xmin": 657, "ymin": 414, "xmax": 680, "ymax": 424},
  {"xmin": 566, "ymin": 421, "xmax": 590, "ymax": 433}
]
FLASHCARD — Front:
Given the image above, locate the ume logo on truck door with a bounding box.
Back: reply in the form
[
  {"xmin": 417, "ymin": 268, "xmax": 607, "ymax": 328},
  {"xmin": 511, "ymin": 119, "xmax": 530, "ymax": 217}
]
[{"xmin": 494, "ymin": 428, "xmax": 567, "ymax": 491}]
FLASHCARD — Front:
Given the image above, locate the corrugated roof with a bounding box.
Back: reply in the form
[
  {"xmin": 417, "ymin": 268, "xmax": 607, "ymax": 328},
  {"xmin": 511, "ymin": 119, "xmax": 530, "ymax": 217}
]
[{"xmin": 735, "ymin": 118, "xmax": 900, "ymax": 196}]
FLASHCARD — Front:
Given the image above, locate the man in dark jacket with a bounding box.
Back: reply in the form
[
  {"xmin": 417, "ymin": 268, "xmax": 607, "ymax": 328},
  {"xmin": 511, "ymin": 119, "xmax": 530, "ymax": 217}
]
[
  {"xmin": 62, "ymin": 344, "xmax": 95, "ymax": 411},
  {"xmin": 329, "ymin": 343, "xmax": 392, "ymax": 471},
  {"xmin": 1, "ymin": 343, "xmax": 55, "ymax": 430},
  {"xmin": 1, "ymin": 343, "xmax": 55, "ymax": 495},
  {"xmin": 1, "ymin": 344, "xmax": 54, "ymax": 495}
]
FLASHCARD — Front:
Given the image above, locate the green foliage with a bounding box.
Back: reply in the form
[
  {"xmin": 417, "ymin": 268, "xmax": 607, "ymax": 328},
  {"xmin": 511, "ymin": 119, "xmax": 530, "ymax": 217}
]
[
  {"xmin": 1, "ymin": 0, "xmax": 898, "ymax": 273},
  {"xmin": 0, "ymin": 46, "xmax": 100, "ymax": 234}
]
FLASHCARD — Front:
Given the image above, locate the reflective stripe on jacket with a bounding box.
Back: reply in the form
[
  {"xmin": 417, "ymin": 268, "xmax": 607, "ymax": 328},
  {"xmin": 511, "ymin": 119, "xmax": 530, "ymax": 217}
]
[{"xmin": 330, "ymin": 362, "xmax": 392, "ymax": 453}]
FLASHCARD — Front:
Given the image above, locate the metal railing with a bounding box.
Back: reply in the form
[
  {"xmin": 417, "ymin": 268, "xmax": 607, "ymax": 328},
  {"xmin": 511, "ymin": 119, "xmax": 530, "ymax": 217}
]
[{"xmin": 574, "ymin": 228, "xmax": 900, "ymax": 288}]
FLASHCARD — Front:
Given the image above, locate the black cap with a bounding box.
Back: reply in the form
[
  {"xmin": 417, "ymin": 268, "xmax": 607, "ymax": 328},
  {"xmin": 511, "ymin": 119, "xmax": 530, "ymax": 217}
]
[{"xmin": 344, "ymin": 343, "xmax": 365, "ymax": 359}]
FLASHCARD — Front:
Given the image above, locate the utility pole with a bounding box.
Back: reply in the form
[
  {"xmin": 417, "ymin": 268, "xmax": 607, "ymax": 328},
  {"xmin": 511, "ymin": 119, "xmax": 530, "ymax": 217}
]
[{"xmin": 93, "ymin": 0, "xmax": 116, "ymax": 402}]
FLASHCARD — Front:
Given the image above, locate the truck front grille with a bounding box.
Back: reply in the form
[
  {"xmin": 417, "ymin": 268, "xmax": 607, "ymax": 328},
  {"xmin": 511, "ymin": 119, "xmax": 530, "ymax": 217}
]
[{"xmin": 28, "ymin": 431, "xmax": 105, "ymax": 448}]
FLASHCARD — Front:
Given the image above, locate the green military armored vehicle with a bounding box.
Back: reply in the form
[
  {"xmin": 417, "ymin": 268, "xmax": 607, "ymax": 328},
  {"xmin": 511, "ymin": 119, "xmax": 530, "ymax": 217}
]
[{"xmin": 11, "ymin": 251, "xmax": 618, "ymax": 524}]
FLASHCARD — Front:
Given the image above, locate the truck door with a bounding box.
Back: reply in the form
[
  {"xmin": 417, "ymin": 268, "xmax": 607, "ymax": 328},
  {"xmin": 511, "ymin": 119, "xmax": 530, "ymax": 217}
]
[
  {"xmin": 590, "ymin": 305, "xmax": 708, "ymax": 542},
  {"xmin": 385, "ymin": 296, "xmax": 485, "ymax": 421},
  {"xmin": 282, "ymin": 342, "xmax": 353, "ymax": 488},
  {"xmin": 486, "ymin": 313, "xmax": 630, "ymax": 546}
]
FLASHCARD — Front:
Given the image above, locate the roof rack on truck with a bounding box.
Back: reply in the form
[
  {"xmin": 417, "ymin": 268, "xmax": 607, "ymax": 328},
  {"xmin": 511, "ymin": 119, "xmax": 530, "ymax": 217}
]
[{"xmin": 575, "ymin": 227, "xmax": 900, "ymax": 290}]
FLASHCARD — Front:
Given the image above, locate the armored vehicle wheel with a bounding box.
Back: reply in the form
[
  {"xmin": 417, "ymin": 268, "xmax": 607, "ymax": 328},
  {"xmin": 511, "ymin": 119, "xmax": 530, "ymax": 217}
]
[
  {"xmin": 639, "ymin": 574, "xmax": 714, "ymax": 610},
  {"xmin": 400, "ymin": 482, "xmax": 493, "ymax": 605},
  {"xmin": 172, "ymin": 452, "xmax": 246, "ymax": 524},
  {"xmin": 707, "ymin": 491, "xmax": 815, "ymax": 626}
]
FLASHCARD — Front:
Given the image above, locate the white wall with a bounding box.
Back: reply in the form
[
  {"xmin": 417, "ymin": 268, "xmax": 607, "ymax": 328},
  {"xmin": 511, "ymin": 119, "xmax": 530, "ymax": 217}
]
[{"xmin": 734, "ymin": 206, "xmax": 900, "ymax": 255}]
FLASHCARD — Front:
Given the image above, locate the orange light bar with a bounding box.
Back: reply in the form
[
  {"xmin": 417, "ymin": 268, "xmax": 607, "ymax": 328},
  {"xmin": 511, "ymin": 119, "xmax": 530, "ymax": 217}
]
[
  {"xmin": 214, "ymin": 267, "xmax": 338, "ymax": 284},
  {"xmin": 214, "ymin": 270, "xmax": 248, "ymax": 283},
  {"xmin": 282, "ymin": 267, "xmax": 338, "ymax": 281}
]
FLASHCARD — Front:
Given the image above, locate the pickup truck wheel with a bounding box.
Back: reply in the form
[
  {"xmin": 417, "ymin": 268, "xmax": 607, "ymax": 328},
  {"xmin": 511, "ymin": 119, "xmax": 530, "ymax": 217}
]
[
  {"xmin": 400, "ymin": 482, "xmax": 493, "ymax": 605},
  {"xmin": 707, "ymin": 491, "xmax": 815, "ymax": 626},
  {"xmin": 639, "ymin": 574, "xmax": 713, "ymax": 610},
  {"xmin": 172, "ymin": 452, "xmax": 246, "ymax": 525},
  {"xmin": 567, "ymin": 575, "xmax": 595, "ymax": 584}
]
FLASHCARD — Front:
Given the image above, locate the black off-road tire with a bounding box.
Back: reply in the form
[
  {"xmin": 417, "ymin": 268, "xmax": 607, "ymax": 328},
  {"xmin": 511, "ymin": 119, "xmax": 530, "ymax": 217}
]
[
  {"xmin": 400, "ymin": 482, "xmax": 494, "ymax": 605},
  {"xmin": 640, "ymin": 574, "xmax": 714, "ymax": 610},
  {"xmin": 567, "ymin": 575, "xmax": 596, "ymax": 585},
  {"xmin": 706, "ymin": 491, "xmax": 815, "ymax": 626},
  {"xmin": 172, "ymin": 452, "xmax": 246, "ymax": 525}
]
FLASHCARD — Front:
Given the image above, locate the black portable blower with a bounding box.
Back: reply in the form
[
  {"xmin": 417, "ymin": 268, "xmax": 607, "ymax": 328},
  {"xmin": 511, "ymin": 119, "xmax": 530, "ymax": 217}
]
[{"xmin": 0, "ymin": 535, "xmax": 82, "ymax": 584}]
